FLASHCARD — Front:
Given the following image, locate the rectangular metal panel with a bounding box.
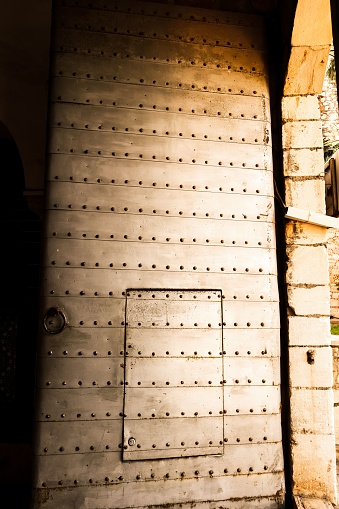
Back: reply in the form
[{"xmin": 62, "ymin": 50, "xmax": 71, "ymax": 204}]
[
  {"xmin": 42, "ymin": 268, "xmax": 279, "ymax": 300},
  {"xmin": 50, "ymin": 127, "xmax": 268, "ymax": 168},
  {"xmin": 123, "ymin": 289, "xmax": 223, "ymax": 460},
  {"xmin": 50, "ymin": 77, "xmax": 269, "ymax": 120},
  {"xmin": 32, "ymin": 476, "xmax": 284, "ymax": 509},
  {"xmin": 34, "ymin": 442, "xmax": 284, "ymax": 485}
]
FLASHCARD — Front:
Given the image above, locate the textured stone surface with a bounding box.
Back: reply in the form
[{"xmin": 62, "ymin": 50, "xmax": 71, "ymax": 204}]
[
  {"xmin": 283, "ymin": 8, "xmax": 336, "ymax": 499},
  {"xmin": 291, "ymin": 433, "xmax": 337, "ymax": 503},
  {"xmin": 288, "ymin": 316, "xmax": 331, "ymax": 346},
  {"xmin": 282, "ymin": 120, "xmax": 323, "ymax": 150},
  {"xmin": 326, "ymin": 229, "xmax": 339, "ymax": 319},
  {"xmin": 290, "ymin": 388, "xmax": 334, "ymax": 434},
  {"xmin": 283, "ymin": 148, "xmax": 325, "ymax": 177},
  {"xmin": 285, "ymin": 179, "xmax": 326, "ymax": 213},
  {"xmin": 282, "ymin": 96, "xmax": 320, "ymax": 121},
  {"xmin": 286, "ymin": 222, "xmax": 328, "ymax": 245},
  {"xmin": 289, "ymin": 346, "xmax": 333, "ymax": 388},
  {"xmin": 294, "ymin": 496, "xmax": 335, "ymax": 509},
  {"xmin": 288, "ymin": 285, "xmax": 330, "ymax": 316},
  {"xmin": 286, "ymin": 245, "xmax": 329, "ymax": 285}
]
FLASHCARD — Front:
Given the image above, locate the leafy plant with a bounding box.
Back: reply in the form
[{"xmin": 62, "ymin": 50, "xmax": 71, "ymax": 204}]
[
  {"xmin": 323, "ymin": 138, "xmax": 339, "ymax": 162},
  {"xmin": 327, "ymin": 51, "xmax": 336, "ymax": 81}
]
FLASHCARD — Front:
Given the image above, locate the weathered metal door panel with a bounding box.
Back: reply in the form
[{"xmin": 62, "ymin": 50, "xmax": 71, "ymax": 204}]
[
  {"xmin": 32, "ymin": 1, "xmax": 284, "ymax": 508},
  {"xmin": 123, "ymin": 289, "xmax": 223, "ymax": 460}
]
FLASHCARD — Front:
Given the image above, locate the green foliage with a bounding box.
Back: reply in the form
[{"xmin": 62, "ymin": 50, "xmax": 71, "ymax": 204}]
[
  {"xmin": 323, "ymin": 138, "xmax": 339, "ymax": 162},
  {"xmin": 327, "ymin": 54, "xmax": 336, "ymax": 81},
  {"xmin": 331, "ymin": 324, "xmax": 339, "ymax": 335}
]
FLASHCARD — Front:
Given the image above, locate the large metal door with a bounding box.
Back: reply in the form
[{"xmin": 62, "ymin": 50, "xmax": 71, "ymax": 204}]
[{"xmin": 32, "ymin": 1, "xmax": 284, "ymax": 507}]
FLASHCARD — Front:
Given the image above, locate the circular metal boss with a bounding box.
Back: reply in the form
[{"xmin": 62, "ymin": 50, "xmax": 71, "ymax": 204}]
[
  {"xmin": 43, "ymin": 307, "xmax": 67, "ymax": 334},
  {"xmin": 128, "ymin": 437, "xmax": 136, "ymax": 447}
]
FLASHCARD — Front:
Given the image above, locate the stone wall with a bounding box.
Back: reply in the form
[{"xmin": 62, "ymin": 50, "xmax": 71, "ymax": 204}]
[
  {"xmin": 319, "ymin": 55, "xmax": 339, "ymax": 320},
  {"xmin": 327, "ymin": 228, "xmax": 339, "ymax": 320},
  {"xmin": 319, "ymin": 58, "xmax": 339, "ymax": 143},
  {"xmin": 282, "ymin": 93, "xmax": 336, "ymax": 503}
]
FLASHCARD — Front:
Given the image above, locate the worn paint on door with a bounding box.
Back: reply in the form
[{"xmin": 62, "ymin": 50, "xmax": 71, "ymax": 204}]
[{"xmin": 32, "ymin": 1, "xmax": 284, "ymax": 508}]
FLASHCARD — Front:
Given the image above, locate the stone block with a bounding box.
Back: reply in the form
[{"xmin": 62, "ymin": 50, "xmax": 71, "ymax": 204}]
[
  {"xmin": 290, "ymin": 387, "xmax": 334, "ymax": 434},
  {"xmin": 289, "ymin": 346, "xmax": 333, "ymax": 388},
  {"xmin": 282, "ymin": 120, "xmax": 323, "ymax": 149},
  {"xmin": 282, "ymin": 96, "xmax": 320, "ymax": 121},
  {"xmin": 285, "ymin": 178, "xmax": 325, "ymax": 213},
  {"xmin": 283, "ymin": 148, "xmax": 324, "ymax": 177},
  {"xmin": 294, "ymin": 496, "xmax": 335, "ymax": 509},
  {"xmin": 291, "ymin": 432, "xmax": 336, "ymax": 503},
  {"xmin": 284, "ymin": 46, "xmax": 330, "ymax": 96},
  {"xmin": 288, "ymin": 316, "xmax": 331, "ymax": 346},
  {"xmin": 333, "ymin": 406, "xmax": 339, "ymax": 437},
  {"xmin": 288, "ymin": 285, "xmax": 330, "ymax": 316},
  {"xmin": 285, "ymin": 222, "xmax": 327, "ymax": 245},
  {"xmin": 286, "ymin": 246, "xmax": 329, "ymax": 285}
]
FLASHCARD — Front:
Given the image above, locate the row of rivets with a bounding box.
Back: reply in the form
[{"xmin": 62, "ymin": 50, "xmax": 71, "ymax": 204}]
[
  {"xmin": 44, "ymin": 317, "xmax": 266, "ymax": 327},
  {"xmin": 49, "ymin": 262, "xmax": 266, "ymax": 272},
  {"xmin": 44, "ymin": 292, "xmax": 262, "ymax": 300},
  {"xmin": 55, "ymin": 96, "xmax": 261, "ymax": 119},
  {"xmin": 54, "ymin": 176, "xmax": 264, "ymax": 188},
  {"xmin": 51, "ymin": 206, "xmax": 263, "ymax": 219},
  {"xmin": 56, "ymin": 71, "xmax": 260, "ymax": 95},
  {"xmin": 44, "ymin": 408, "xmax": 268, "ymax": 419},
  {"xmin": 56, "ymin": 124, "xmax": 261, "ymax": 144},
  {"xmin": 57, "ymin": 49, "xmax": 258, "ymax": 74},
  {"xmin": 58, "ymin": 24, "xmax": 256, "ymax": 49},
  {"xmin": 55, "ymin": 148, "xmax": 262, "ymax": 167},
  {"xmin": 45, "ymin": 350, "xmax": 268, "ymax": 356},
  {"xmin": 40, "ymin": 464, "xmax": 271, "ymax": 486},
  {"xmin": 43, "ymin": 436, "xmax": 268, "ymax": 453},
  {"xmin": 50, "ymin": 233, "xmax": 265, "ymax": 246},
  {"xmin": 53, "ymin": 180, "xmax": 263, "ymax": 194},
  {"xmin": 61, "ymin": 1, "xmax": 254, "ymax": 28},
  {"xmin": 45, "ymin": 379, "xmax": 268, "ymax": 387}
]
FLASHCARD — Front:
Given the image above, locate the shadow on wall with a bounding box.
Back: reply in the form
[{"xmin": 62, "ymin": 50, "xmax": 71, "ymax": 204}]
[{"xmin": 0, "ymin": 121, "xmax": 41, "ymax": 506}]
